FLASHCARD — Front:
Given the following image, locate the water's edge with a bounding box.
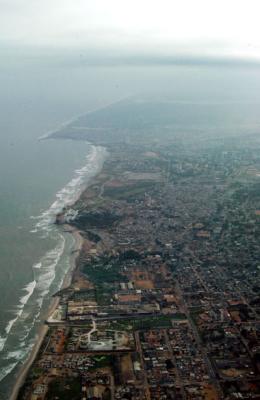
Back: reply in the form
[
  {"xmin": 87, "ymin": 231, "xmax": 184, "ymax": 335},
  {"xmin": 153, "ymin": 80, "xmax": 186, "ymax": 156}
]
[{"xmin": 7, "ymin": 142, "xmax": 108, "ymax": 400}]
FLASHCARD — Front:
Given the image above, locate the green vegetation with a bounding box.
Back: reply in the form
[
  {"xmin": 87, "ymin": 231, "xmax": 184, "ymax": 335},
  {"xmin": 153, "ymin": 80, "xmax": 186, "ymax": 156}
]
[
  {"xmin": 108, "ymin": 315, "xmax": 178, "ymax": 331},
  {"xmin": 83, "ymin": 257, "xmax": 127, "ymax": 285},
  {"xmin": 95, "ymin": 285, "xmax": 115, "ymax": 305},
  {"xmin": 104, "ymin": 181, "xmax": 155, "ymax": 201},
  {"xmin": 83, "ymin": 262, "xmax": 126, "ymax": 285},
  {"xmin": 89, "ymin": 355, "xmax": 113, "ymax": 370},
  {"xmin": 46, "ymin": 377, "xmax": 81, "ymax": 400},
  {"xmin": 107, "ymin": 319, "xmax": 135, "ymax": 332},
  {"xmin": 30, "ymin": 367, "xmax": 43, "ymax": 378},
  {"xmin": 82, "ymin": 230, "xmax": 101, "ymax": 242},
  {"xmin": 119, "ymin": 249, "xmax": 141, "ymax": 261},
  {"xmin": 72, "ymin": 210, "xmax": 121, "ymax": 229},
  {"xmin": 72, "ymin": 289, "xmax": 96, "ymax": 302},
  {"xmin": 132, "ymin": 315, "xmax": 173, "ymax": 330},
  {"xmin": 134, "ymin": 314, "xmax": 186, "ymax": 329}
]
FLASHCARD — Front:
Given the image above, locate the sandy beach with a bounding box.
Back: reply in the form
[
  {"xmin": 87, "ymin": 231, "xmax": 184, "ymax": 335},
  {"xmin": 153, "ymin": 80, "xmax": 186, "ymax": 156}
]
[
  {"xmin": 8, "ymin": 142, "xmax": 107, "ymax": 400},
  {"xmin": 9, "ymin": 145, "xmax": 106, "ymax": 400},
  {"xmin": 9, "ymin": 226, "xmax": 83, "ymax": 400}
]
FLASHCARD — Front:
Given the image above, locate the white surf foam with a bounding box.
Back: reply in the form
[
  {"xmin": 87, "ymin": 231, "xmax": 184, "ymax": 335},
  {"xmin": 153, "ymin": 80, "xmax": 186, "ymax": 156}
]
[
  {"xmin": 0, "ymin": 144, "xmax": 107, "ymax": 383},
  {"xmin": 0, "ymin": 342, "xmax": 34, "ymax": 382},
  {"xmin": 0, "ymin": 337, "xmax": 7, "ymax": 353},
  {"xmin": 0, "ymin": 240, "xmax": 63, "ymax": 358},
  {"xmin": 0, "ymin": 361, "xmax": 18, "ymax": 382},
  {"xmin": 31, "ymin": 145, "xmax": 107, "ymax": 235},
  {"xmin": 4, "ymin": 349, "xmax": 26, "ymax": 361},
  {"xmin": 0, "ymin": 279, "xmax": 38, "ymax": 354},
  {"xmin": 5, "ymin": 318, "xmax": 19, "ymax": 336},
  {"xmin": 19, "ymin": 280, "xmax": 37, "ymax": 307},
  {"xmin": 0, "ymin": 233, "xmax": 67, "ymax": 378},
  {"xmin": 33, "ymin": 262, "xmax": 42, "ymax": 269},
  {"xmin": 36, "ymin": 234, "xmax": 65, "ymax": 296},
  {"xmin": 5, "ymin": 280, "xmax": 36, "ymax": 334}
]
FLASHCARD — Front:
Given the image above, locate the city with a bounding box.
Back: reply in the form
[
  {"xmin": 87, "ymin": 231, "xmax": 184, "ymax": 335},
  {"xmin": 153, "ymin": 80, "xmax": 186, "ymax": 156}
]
[{"xmin": 18, "ymin": 101, "xmax": 260, "ymax": 399}]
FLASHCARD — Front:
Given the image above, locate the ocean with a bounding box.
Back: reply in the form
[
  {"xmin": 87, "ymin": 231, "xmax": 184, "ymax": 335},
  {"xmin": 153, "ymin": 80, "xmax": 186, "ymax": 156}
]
[
  {"xmin": 0, "ymin": 57, "xmax": 129, "ymax": 398},
  {"xmin": 0, "ymin": 74, "xmax": 110, "ymax": 400},
  {"xmin": 1, "ymin": 61, "xmax": 260, "ymax": 399},
  {"xmin": 0, "ymin": 106, "xmax": 107, "ymax": 398}
]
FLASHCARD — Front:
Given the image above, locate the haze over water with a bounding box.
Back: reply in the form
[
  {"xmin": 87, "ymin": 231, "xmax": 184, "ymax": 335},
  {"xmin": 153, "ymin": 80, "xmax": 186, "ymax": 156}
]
[{"xmin": 1, "ymin": 60, "xmax": 260, "ymax": 398}]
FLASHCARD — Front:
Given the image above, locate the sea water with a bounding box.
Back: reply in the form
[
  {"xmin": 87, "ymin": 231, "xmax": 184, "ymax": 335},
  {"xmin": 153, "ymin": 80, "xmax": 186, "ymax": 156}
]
[
  {"xmin": 1, "ymin": 61, "xmax": 260, "ymax": 399},
  {"xmin": 0, "ymin": 108, "xmax": 107, "ymax": 398}
]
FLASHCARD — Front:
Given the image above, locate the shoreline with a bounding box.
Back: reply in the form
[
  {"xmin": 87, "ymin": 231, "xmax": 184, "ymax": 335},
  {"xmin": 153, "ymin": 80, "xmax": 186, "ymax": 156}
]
[
  {"xmin": 37, "ymin": 95, "xmax": 130, "ymax": 141},
  {"xmin": 9, "ymin": 226, "xmax": 84, "ymax": 400},
  {"xmin": 9, "ymin": 146, "xmax": 106, "ymax": 400}
]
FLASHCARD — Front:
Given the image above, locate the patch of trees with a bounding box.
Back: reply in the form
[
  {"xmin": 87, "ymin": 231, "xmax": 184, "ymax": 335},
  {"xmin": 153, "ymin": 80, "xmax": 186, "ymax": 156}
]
[
  {"xmin": 71, "ymin": 210, "xmax": 121, "ymax": 229},
  {"xmin": 119, "ymin": 249, "xmax": 141, "ymax": 261},
  {"xmin": 81, "ymin": 230, "xmax": 101, "ymax": 243}
]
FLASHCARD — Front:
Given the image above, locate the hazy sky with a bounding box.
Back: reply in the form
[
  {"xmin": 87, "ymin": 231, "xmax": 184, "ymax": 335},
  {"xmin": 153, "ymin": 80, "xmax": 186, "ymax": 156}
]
[{"xmin": 1, "ymin": 0, "xmax": 260, "ymax": 60}]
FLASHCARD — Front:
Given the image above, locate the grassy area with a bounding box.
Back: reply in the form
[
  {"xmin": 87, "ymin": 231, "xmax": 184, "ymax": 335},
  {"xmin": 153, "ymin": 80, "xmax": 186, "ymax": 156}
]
[
  {"xmin": 28, "ymin": 366, "xmax": 43, "ymax": 380},
  {"xmin": 83, "ymin": 259, "xmax": 127, "ymax": 286},
  {"xmin": 72, "ymin": 288, "xmax": 96, "ymax": 301},
  {"xmin": 89, "ymin": 355, "xmax": 113, "ymax": 370},
  {"xmin": 107, "ymin": 319, "xmax": 135, "ymax": 332},
  {"xmin": 95, "ymin": 285, "xmax": 115, "ymax": 305},
  {"xmin": 171, "ymin": 313, "xmax": 187, "ymax": 320},
  {"xmin": 108, "ymin": 315, "xmax": 181, "ymax": 331},
  {"xmin": 104, "ymin": 181, "xmax": 155, "ymax": 201},
  {"xmin": 46, "ymin": 377, "xmax": 81, "ymax": 400},
  {"xmin": 72, "ymin": 210, "xmax": 121, "ymax": 230},
  {"xmin": 132, "ymin": 315, "xmax": 173, "ymax": 329}
]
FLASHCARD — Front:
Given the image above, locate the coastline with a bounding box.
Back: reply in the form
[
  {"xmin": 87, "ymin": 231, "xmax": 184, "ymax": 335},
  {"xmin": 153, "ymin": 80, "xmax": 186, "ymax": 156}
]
[
  {"xmin": 9, "ymin": 228, "xmax": 83, "ymax": 400},
  {"xmin": 9, "ymin": 146, "xmax": 106, "ymax": 400}
]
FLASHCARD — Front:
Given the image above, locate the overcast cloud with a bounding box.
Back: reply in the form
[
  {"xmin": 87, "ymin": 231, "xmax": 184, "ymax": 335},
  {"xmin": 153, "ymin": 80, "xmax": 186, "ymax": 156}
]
[{"xmin": 1, "ymin": 0, "xmax": 260, "ymax": 61}]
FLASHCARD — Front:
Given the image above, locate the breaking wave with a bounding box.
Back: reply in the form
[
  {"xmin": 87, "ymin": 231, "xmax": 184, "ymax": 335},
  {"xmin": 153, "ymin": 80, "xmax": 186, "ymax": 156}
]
[
  {"xmin": 0, "ymin": 280, "xmax": 36, "ymax": 353},
  {"xmin": 31, "ymin": 145, "xmax": 107, "ymax": 235},
  {"xmin": 0, "ymin": 144, "xmax": 107, "ymax": 385}
]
